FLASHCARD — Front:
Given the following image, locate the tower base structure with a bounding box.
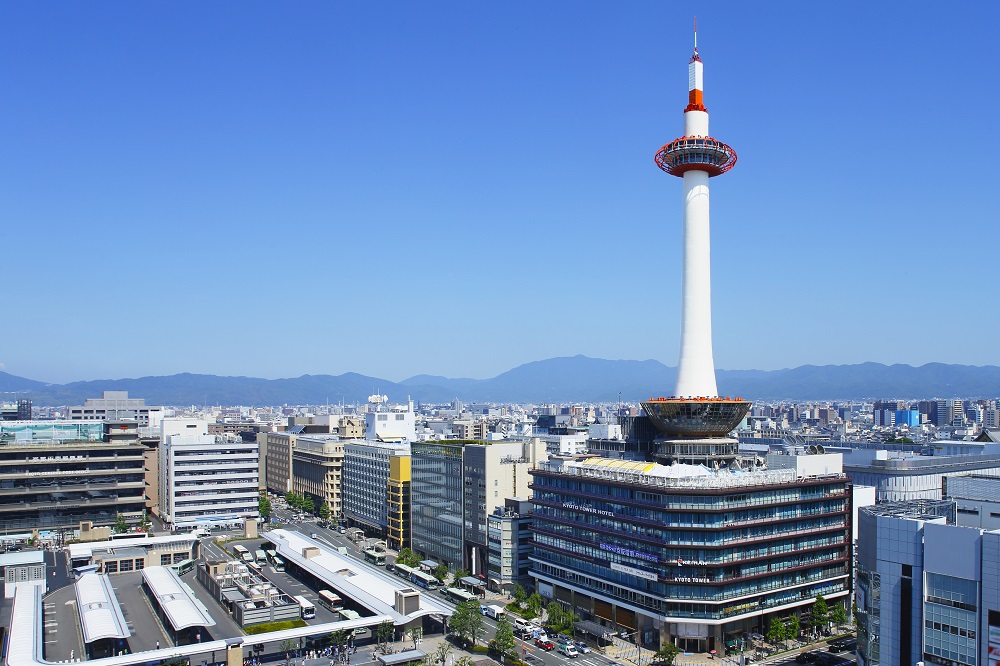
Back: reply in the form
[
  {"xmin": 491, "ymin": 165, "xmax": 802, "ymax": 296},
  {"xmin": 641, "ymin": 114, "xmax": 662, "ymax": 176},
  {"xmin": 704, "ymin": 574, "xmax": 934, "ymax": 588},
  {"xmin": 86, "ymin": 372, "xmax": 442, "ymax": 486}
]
[{"xmin": 641, "ymin": 397, "xmax": 752, "ymax": 467}]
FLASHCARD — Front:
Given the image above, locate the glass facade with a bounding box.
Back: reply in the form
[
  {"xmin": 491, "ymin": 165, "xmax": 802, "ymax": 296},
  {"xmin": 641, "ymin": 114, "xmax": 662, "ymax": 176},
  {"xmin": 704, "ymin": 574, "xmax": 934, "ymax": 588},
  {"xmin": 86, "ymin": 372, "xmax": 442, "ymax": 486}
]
[
  {"xmin": 529, "ymin": 460, "xmax": 851, "ymax": 644},
  {"xmin": 924, "ymin": 573, "xmax": 979, "ymax": 666},
  {"xmin": 411, "ymin": 442, "xmax": 464, "ymax": 566}
]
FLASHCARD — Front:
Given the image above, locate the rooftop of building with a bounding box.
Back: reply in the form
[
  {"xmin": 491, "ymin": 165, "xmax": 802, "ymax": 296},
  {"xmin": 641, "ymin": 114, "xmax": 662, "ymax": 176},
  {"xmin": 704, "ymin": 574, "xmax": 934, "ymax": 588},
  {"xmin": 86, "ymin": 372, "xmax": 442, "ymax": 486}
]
[
  {"xmin": 861, "ymin": 498, "xmax": 956, "ymax": 521},
  {"xmin": 534, "ymin": 456, "xmax": 843, "ymax": 490}
]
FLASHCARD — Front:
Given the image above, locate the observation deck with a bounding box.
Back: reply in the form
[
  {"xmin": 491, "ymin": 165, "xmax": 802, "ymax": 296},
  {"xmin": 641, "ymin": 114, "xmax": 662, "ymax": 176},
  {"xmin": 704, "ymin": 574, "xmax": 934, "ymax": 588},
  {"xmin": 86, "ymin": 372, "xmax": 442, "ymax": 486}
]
[
  {"xmin": 654, "ymin": 136, "xmax": 737, "ymax": 177},
  {"xmin": 641, "ymin": 397, "xmax": 751, "ymax": 437}
]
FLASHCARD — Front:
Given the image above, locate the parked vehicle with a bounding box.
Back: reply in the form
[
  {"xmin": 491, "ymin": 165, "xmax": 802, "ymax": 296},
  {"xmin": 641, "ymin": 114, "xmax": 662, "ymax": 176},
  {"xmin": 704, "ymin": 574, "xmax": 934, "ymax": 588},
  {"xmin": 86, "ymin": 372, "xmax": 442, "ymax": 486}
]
[
  {"xmin": 573, "ymin": 641, "xmax": 591, "ymax": 654},
  {"xmin": 796, "ymin": 652, "xmax": 818, "ymax": 663}
]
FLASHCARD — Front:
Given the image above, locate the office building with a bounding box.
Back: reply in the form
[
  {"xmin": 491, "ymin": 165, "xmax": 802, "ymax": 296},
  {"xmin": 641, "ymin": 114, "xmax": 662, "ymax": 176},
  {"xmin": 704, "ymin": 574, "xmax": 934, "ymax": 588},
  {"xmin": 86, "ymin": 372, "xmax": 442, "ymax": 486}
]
[
  {"xmin": 68, "ymin": 391, "xmax": 163, "ymax": 427},
  {"xmin": 0, "ymin": 421, "xmax": 146, "ymax": 532},
  {"xmin": 159, "ymin": 419, "xmax": 260, "ymax": 530},
  {"xmin": 530, "ymin": 454, "xmax": 852, "ymax": 652},
  {"xmin": 342, "ymin": 440, "xmax": 411, "ymax": 537},
  {"xmin": 260, "ymin": 431, "xmax": 344, "ymax": 518},
  {"xmin": 487, "ymin": 498, "xmax": 533, "ymax": 595}
]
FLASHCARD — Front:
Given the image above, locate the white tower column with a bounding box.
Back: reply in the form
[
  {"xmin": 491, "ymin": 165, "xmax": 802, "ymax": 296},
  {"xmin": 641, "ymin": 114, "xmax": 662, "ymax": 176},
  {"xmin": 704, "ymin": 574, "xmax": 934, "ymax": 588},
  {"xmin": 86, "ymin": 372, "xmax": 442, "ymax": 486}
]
[{"xmin": 675, "ymin": 169, "xmax": 718, "ymax": 398}]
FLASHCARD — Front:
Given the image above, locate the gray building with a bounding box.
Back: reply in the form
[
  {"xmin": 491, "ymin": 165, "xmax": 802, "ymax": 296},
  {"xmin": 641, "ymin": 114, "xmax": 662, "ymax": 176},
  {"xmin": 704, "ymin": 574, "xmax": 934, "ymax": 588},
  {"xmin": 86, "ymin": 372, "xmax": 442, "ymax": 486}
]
[
  {"xmin": 411, "ymin": 442, "xmax": 464, "ymax": 567},
  {"xmin": 844, "ymin": 448, "xmax": 1000, "ymax": 502},
  {"xmin": 487, "ymin": 498, "xmax": 533, "ymax": 594},
  {"xmin": 343, "ymin": 440, "xmax": 410, "ymax": 536}
]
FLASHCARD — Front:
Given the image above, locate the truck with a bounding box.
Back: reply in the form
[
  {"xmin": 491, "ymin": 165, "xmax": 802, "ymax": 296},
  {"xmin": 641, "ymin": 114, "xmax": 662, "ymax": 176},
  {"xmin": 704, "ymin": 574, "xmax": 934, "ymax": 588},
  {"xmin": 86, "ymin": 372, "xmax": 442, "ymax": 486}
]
[{"xmin": 481, "ymin": 605, "xmax": 506, "ymax": 620}]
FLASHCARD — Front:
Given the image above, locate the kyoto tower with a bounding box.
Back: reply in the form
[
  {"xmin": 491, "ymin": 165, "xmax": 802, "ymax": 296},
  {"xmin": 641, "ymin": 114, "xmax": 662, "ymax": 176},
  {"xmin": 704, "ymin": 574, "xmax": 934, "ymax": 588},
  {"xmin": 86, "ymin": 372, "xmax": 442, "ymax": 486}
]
[{"xmin": 641, "ymin": 22, "xmax": 752, "ymax": 467}]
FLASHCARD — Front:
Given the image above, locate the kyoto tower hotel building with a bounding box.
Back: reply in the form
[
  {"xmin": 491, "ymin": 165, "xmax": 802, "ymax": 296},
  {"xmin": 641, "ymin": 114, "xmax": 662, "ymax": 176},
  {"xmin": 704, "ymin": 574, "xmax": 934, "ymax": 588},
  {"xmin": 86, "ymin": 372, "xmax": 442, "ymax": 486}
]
[{"xmin": 528, "ymin": 29, "xmax": 853, "ymax": 653}]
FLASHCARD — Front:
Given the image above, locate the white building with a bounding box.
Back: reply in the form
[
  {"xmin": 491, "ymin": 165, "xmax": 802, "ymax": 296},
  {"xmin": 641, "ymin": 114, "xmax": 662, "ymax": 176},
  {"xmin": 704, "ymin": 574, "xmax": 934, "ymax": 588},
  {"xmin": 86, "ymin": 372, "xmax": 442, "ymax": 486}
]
[
  {"xmin": 69, "ymin": 390, "xmax": 164, "ymax": 428},
  {"xmin": 159, "ymin": 418, "xmax": 259, "ymax": 530},
  {"xmin": 365, "ymin": 398, "xmax": 416, "ymax": 442},
  {"xmin": 342, "ymin": 440, "xmax": 411, "ymax": 536}
]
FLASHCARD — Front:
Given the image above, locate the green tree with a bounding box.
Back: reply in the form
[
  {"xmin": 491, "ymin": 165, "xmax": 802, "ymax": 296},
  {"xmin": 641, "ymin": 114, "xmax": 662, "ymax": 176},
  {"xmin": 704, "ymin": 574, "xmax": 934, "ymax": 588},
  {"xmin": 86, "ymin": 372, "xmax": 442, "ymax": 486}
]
[
  {"xmin": 302, "ymin": 495, "xmax": 315, "ymax": 514},
  {"xmin": 406, "ymin": 627, "xmax": 423, "ymax": 650},
  {"xmin": 526, "ymin": 593, "xmax": 543, "ymax": 619},
  {"xmin": 318, "ymin": 503, "xmax": 331, "ymax": 524},
  {"xmin": 766, "ymin": 617, "xmax": 786, "ymax": 645},
  {"xmin": 830, "ymin": 603, "xmax": 847, "ymax": 627},
  {"xmin": 810, "ymin": 595, "xmax": 829, "ymax": 633},
  {"xmin": 512, "ymin": 584, "xmax": 527, "ymax": 605},
  {"xmin": 454, "ymin": 568, "xmax": 470, "ymax": 583},
  {"xmin": 279, "ymin": 639, "xmax": 297, "ymax": 665},
  {"xmin": 653, "ymin": 643, "xmax": 681, "ymax": 666},
  {"xmin": 434, "ymin": 640, "xmax": 453, "ymax": 666},
  {"xmin": 785, "ymin": 615, "xmax": 800, "ymax": 643},
  {"xmin": 140, "ymin": 510, "xmax": 152, "ymax": 533},
  {"xmin": 112, "ymin": 513, "xmax": 128, "ymax": 534},
  {"xmin": 490, "ymin": 615, "xmax": 517, "ymax": 658},
  {"xmin": 449, "ymin": 599, "xmax": 485, "ymax": 647},
  {"xmin": 376, "ymin": 620, "xmax": 394, "ymax": 650},
  {"xmin": 546, "ymin": 602, "xmax": 565, "ymax": 631},
  {"xmin": 328, "ymin": 630, "xmax": 350, "ymax": 649},
  {"xmin": 259, "ymin": 494, "xmax": 272, "ymax": 521},
  {"xmin": 432, "ymin": 562, "xmax": 449, "ymax": 583},
  {"xmin": 396, "ymin": 548, "xmax": 420, "ymax": 567},
  {"xmin": 455, "ymin": 658, "xmax": 474, "ymax": 666}
]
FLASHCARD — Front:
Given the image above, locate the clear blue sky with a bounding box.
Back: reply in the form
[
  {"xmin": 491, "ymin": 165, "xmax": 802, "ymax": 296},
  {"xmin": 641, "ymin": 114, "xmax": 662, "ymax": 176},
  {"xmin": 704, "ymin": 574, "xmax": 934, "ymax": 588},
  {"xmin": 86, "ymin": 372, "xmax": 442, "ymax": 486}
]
[{"xmin": 3, "ymin": 3, "xmax": 999, "ymax": 384}]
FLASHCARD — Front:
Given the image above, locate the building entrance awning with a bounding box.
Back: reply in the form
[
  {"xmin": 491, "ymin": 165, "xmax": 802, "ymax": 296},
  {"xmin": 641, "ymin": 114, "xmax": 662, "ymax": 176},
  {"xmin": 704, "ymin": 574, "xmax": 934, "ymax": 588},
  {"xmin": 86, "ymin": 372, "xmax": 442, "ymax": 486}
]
[
  {"xmin": 377, "ymin": 650, "xmax": 426, "ymax": 666},
  {"xmin": 574, "ymin": 620, "xmax": 615, "ymax": 640},
  {"xmin": 459, "ymin": 576, "xmax": 484, "ymax": 587}
]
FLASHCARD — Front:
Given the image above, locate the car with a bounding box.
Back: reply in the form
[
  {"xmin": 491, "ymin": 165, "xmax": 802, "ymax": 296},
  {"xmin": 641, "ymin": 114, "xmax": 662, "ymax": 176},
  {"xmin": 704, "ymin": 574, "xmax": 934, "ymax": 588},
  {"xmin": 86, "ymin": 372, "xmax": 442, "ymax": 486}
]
[
  {"xmin": 338, "ymin": 526, "xmax": 347, "ymax": 534},
  {"xmin": 796, "ymin": 652, "xmax": 818, "ymax": 663},
  {"xmin": 535, "ymin": 639, "xmax": 555, "ymax": 651},
  {"xmin": 310, "ymin": 532, "xmax": 319, "ymax": 539},
  {"xmin": 573, "ymin": 641, "xmax": 592, "ymax": 654},
  {"xmin": 385, "ymin": 563, "xmax": 395, "ymax": 572}
]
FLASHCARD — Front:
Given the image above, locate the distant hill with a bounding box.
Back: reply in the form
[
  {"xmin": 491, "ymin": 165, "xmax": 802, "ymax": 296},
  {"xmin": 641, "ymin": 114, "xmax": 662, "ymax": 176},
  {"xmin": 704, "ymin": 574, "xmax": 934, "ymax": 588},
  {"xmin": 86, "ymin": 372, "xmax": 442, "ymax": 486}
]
[{"xmin": 5, "ymin": 358, "xmax": 1000, "ymax": 406}]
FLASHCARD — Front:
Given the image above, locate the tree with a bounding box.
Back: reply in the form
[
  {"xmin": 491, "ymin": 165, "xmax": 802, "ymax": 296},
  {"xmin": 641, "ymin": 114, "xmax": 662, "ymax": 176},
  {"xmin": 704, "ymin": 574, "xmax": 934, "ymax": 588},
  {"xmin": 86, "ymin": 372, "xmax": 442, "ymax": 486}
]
[
  {"xmin": 653, "ymin": 643, "xmax": 681, "ymax": 666},
  {"xmin": 433, "ymin": 562, "xmax": 449, "ymax": 583},
  {"xmin": 785, "ymin": 616, "xmax": 800, "ymax": 643},
  {"xmin": 810, "ymin": 595, "xmax": 829, "ymax": 632},
  {"xmin": 279, "ymin": 639, "xmax": 297, "ymax": 665},
  {"xmin": 302, "ymin": 495, "xmax": 315, "ymax": 514},
  {"xmin": 406, "ymin": 627, "xmax": 423, "ymax": 651},
  {"xmin": 526, "ymin": 593, "xmax": 543, "ymax": 619},
  {"xmin": 434, "ymin": 640, "xmax": 453, "ymax": 666},
  {"xmin": 512, "ymin": 584, "xmax": 527, "ymax": 605},
  {"xmin": 140, "ymin": 510, "xmax": 152, "ymax": 533},
  {"xmin": 454, "ymin": 568, "xmax": 470, "ymax": 584},
  {"xmin": 766, "ymin": 617, "xmax": 786, "ymax": 645},
  {"xmin": 376, "ymin": 621, "xmax": 395, "ymax": 651},
  {"xmin": 112, "ymin": 513, "xmax": 128, "ymax": 534},
  {"xmin": 546, "ymin": 602, "xmax": 565, "ymax": 630},
  {"xmin": 259, "ymin": 494, "xmax": 272, "ymax": 521},
  {"xmin": 449, "ymin": 599, "xmax": 485, "ymax": 647},
  {"xmin": 830, "ymin": 603, "xmax": 847, "ymax": 627},
  {"xmin": 490, "ymin": 615, "xmax": 517, "ymax": 659},
  {"xmin": 328, "ymin": 630, "xmax": 350, "ymax": 649},
  {"xmin": 318, "ymin": 503, "xmax": 331, "ymax": 524},
  {"xmin": 285, "ymin": 491, "xmax": 298, "ymax": 508},
  {"xmin": 396, "ymin": 548, "xmax": 420, "ymax": 567}
]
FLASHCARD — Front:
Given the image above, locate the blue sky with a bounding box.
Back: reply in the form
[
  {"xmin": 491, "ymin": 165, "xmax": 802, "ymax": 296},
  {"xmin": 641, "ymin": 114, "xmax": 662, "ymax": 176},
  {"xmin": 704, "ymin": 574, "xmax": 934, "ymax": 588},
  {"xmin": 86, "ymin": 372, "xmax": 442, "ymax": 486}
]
[{"xmin": 3, "ymin": 3, "xmax": 999, "ymax": 384}]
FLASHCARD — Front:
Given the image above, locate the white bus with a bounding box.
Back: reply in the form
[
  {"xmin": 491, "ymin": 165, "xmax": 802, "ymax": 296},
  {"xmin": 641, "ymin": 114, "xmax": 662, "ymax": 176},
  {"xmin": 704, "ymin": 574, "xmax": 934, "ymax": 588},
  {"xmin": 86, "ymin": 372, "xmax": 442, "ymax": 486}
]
[
  {"xmin": 169, "ymin": 559, "xmax": 196, "ymax": 576},
  {"xmin": 318, "ymin": 589, "xmax": 344, "ymax": 611},
  {"xmin": 232, "ymin": 544, "xmax": 254, "ymax": 563},
  {"xmin": 445, "ymin": 587, "xmax": 478, "ymax": 603},
  {"xmin": 272, "ymin": 556, "xmax": 285, "ymax": 572},
  {"xmin": 293, "ymin": 595, "xmax": 316, "ymax": 620}
]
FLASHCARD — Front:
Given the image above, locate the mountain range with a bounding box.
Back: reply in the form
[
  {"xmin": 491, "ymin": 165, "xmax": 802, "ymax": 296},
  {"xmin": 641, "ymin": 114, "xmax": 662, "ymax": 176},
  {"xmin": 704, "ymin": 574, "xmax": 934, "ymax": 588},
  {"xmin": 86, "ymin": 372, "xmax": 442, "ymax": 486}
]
[{"xmin": 3, "ymin": 357, "xmax": 1000, "ymax": 406}]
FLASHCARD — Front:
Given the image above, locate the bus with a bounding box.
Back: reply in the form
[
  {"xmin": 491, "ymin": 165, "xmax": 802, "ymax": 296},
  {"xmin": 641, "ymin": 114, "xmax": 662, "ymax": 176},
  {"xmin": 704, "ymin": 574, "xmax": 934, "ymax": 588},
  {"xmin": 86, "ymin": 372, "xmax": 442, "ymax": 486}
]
[
  {"xmin": 272, "ymin": 556, "xmax": 285, "ymax": 572},
  {"xmin": 317, "ymin": 589, "xmax": 344, "ymax": 611},
  {"xmin": 265, "ymin": 549, "xmax": 277, "ymax": 562},
  {"xmin": 232, "ymin": 544, "xmax": 254, "ymax": 563},
  {"xmin": 393, "ymin": 563, "xmax": 415, "ymax": 580},
  {"xmin": 364, "ymin": 549, "xmax": 385, "ymax": 566},
  {"xmin": 169, "ymin": 559, "xmax": 196, "ymax": 576},
  {"xmin": 445, "ymin": 587, "xmax": 477, "ymax": 603},
  {"xmin": 293, "ymin": 595, "xmax": 316, "ymax": 620},
  {"xmin": 410, "ymin": 570, "xmax": 439, "ymax": 590},
  {"xmin": 255, "ymin": 549, "xmax": 267, "ymax": 564}
]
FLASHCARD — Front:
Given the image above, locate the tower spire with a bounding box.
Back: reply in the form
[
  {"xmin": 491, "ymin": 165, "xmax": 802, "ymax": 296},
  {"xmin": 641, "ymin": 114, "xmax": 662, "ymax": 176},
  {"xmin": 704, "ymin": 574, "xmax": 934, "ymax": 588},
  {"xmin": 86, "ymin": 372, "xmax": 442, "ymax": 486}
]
[{"xmin": 693, "ymin": 16, "xmax": 698, "ymax": 57}]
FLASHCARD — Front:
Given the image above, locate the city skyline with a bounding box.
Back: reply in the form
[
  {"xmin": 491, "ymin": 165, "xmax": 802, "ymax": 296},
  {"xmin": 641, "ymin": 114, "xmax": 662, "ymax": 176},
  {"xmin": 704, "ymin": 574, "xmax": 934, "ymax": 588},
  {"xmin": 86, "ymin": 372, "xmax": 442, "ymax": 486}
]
[{"xmin": 3, "ymin": 3, "xmax": 998, "ymax": 384}]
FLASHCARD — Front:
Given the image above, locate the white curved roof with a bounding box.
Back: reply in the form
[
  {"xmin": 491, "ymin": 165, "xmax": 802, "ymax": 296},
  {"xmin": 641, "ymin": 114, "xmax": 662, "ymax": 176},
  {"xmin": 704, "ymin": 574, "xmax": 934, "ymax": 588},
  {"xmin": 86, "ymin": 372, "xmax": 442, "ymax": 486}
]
[
  {"xmin": 141, "ymin": 566, "xmax": 216, "ymax": 630},
  {"xmin": 75, "ymin": 573, "xmax": 131, "ymax": 643}
]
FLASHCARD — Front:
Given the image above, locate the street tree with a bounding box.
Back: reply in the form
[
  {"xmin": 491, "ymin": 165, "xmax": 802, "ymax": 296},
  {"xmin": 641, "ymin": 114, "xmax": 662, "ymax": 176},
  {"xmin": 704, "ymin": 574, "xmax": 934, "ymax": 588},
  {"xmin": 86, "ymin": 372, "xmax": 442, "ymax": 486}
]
[
  {"xmin": 112, "ymin": 514, "xmax": 128, "ymax": 534},
  {"xmin": 433, "ymin": 562, "xmax": 449, "ymax": 583},
  {"xmin": 279, "ymin": 639, "xmax": 297, "ymax": 665},
  {"xmin": 449, "ymin": 599, "xmax": 484, "ymax": 647},
  {"xmin": 259, "ymin": 495, "xmax": 272, "ymax": 521},
  {"xmin": 810, "ymin": 595, "xmax": 829, "ymax": 633},
  {"xmin": 434, "ymin": 640, "xmax": 453, "ymax": 666},
  {"xmin": 830, "ymin": 603, "xmax": 848, "ymax": 627},
  {"xmin": 785, "ymin": 616, "xmax": 800, "ymax": 643},
  {"xmin": 302, "ymin": 495, "xmax": 315, "ymax": 514},
  {"xmin": 454, "ymin": 568, "xmax": 470, "ymax": 584},
  {"xmin": 512, "ymin": 584, "xmax": 527, "ymax": 605},
  {"xmin": 318, "ymin": 503, "xmax": 331, "ymax": 524},
  {"xmin": 766, "ymin": 617, "xmax": 786, "ymax": 646},
  {"xmin": 406, "ymin": 627, "xmax": 423, "ymax": 650},
  {"xmin": 526, "ymin": 593, "xmax": 543, "ymax": 619},
  {"xmin": 653, "ymin": 643, "xmax": 681, "ymax": 666},
  {"xmin": 490, "ymin": 615, "xmax": 516, "ymax": 659},
  {"xmin": 328, "ymin": 630, "xmax": 350, "ymax": 649},
  {"xmin": 376, "ymin": 621, "xmax": 395, "ymax": 651}
]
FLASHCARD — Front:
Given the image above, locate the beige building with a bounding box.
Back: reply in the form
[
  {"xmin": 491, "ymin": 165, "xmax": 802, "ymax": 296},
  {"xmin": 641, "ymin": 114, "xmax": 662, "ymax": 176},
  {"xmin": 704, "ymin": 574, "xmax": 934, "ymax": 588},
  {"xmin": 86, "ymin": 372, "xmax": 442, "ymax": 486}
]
[{"xmin": 260, "ymin": 432, "xmax": 344, "ymax": 518}]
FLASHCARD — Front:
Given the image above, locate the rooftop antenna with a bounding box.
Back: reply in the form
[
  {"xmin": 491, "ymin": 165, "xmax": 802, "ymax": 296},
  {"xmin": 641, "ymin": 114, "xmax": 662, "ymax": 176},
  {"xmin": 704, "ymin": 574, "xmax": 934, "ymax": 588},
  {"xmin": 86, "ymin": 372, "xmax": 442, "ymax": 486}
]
[{"xmin": 693, "ymin": 16, "xmax": 698, "ymax": 55}]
